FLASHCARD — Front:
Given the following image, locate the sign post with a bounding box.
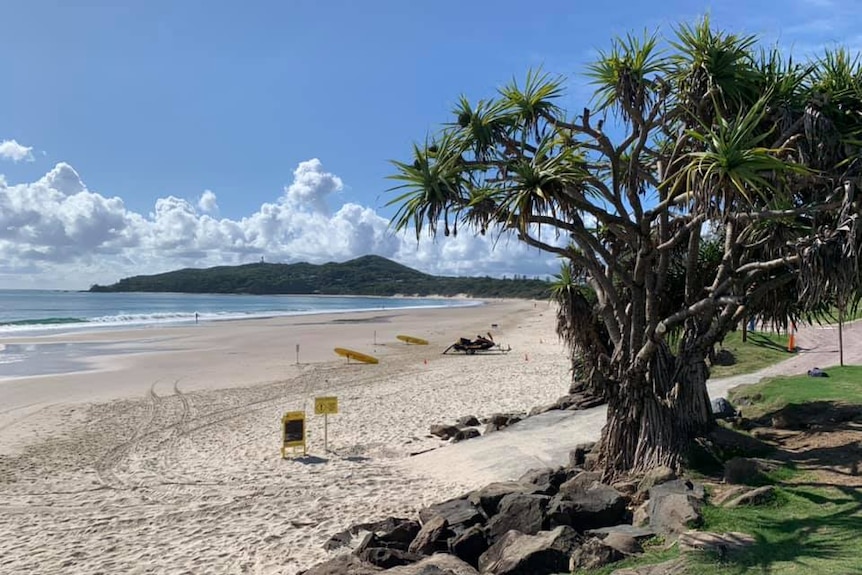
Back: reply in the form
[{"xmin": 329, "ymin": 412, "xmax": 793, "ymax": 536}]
[
  {"xmin": 314, "ymin": 396, "xmax": 339, "ymax": 452},
  {"xmin": 281, "ymin": 411, "xmax": 306, "ymax": 458},
  {"xmin": 295, "ymin": 343, "xmax": 300, "ymax": 365}
]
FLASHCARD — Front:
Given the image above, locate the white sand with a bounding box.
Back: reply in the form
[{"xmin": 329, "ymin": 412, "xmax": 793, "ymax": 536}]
[{"xmin": 0, "ymin": 299, "xmax": 570, "ymax": 574}]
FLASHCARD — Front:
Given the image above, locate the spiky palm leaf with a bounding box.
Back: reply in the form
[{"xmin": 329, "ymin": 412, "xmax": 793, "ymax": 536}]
[{"xmin": 587, "ymin": 31, "xmax": 666, "ymax": 123}]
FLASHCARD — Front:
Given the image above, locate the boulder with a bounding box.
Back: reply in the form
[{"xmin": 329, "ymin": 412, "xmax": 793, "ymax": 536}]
[
  {"xmin": 419, "ymin": 498, "xmax": 483, "ymax": 531},
  {"xmin": 602, "ymin": 531, "xmax": 644, "ymax": 555},
  {"xmin": 724, "ymin": 485, "xmax": 776, "ymax": 508},
  {"xmin": 478, "ymin": 526, "xmax": 580, "ymax": 575},
  {"xmin": 585, "ymin": 524, "xmax": 656, "ymax": 543},
  {"xmin": 647, "ymin": 493, "xmax": 702, "ymax": 536},
  {"xmin": 325, "ymin": 517, "xmax": 414, "ymax": 551},
  {"xmin": 302, "ymin": 554, "xmax": 382, "ymax": 575},
  {"xmin": 723, "ymin": 457, "xmax": 777, "ymax": 485},
  {"xmin": 569, "ymin": 442, "xmax": 596, "ymax": 467},
  {"xmin": 430, "ymin": 424, "xmax": 461, "ymax": 440},
  {"xmin": 646, "ymin": 479, "xmax": 705, "ymax": 536},
  {"xmin": 517, "ymin": 466, "xmax": 574, "ymax": 495},
  {"xmin": 457, "ymin": 415, "xmax": 480, "ymax": 427},
  {"xmin": 323, "ymin": 529, "xmax": 353, "ymax": 551},
  {"xmin": 448, "ymin": 524, "xmax": 488, "ymax": 568},
  {"xmin": 632, "ymin": 501, "xmax": 649, "ymax": 528},
  {"xmin": 358, "ymin": 548, "xmax": 424, "ymax": 569},
  {"xmin": 612, "ymin": 480, "xmax": 638, "ymax": 497},
  {"xmin": 569, "ymin": 537, "xmax": 625, "ymax": 571},
  {"xmin": 568, "ymin": 396, "xmax": 606, "ymax": 410},
  {"xmin": 711, "ymin": 485, "xmax": 749, "ymax": 506},
  {"xmin": 484, "ymin": 413, "xmax": 523, "ymax": 434},
  {"xmin": 528, "ymin": 403, "xmax": 558, "ymax": 417},
  {"xmin": 562, "ymin": 483, "xmax": 628, "ymax": 531},
  {"xmin": 636, "ymin": 466, "xmax": 677, "ymax": 493},
  {"xmin": 467, "ymin": 482, "xmax": 541, "ymax": 517},
  {"xmin": 648, "ymin": 479, "xmax": 705, "ymax": 502},
  {"xmin": 552, "ymin": 394, "xmax": 579, "ymax": 410},
  {"xmin": 378, "ymin": 520, "xmax": 422, "ymax": 551},
  {"xmin": 451, "ymin": 428, "xmax": 481, "ymax": 443},
  {"xmin": 408, "ymin": 516, "xmax": 451, "ymax": 555},
  {"xmin": 381, "ymin": 554, "xmax": 480, "ymax": 575},
  {"xmin": 678, "ymin": 530, "xmax": 756, "ymax": 555},
  {"xmin": 486, "ymin": 494, "xmax": 549, "ymax": 542},
  {"xmin": 557, "ymin": 471, "xmax": 602, "ymax": 497}
]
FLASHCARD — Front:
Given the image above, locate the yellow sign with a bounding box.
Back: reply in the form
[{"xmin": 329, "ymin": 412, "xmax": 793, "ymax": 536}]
[
  {"xmin": 315, "ymin": 396, "xmax": 339, "ymax": 415},
  {"xmin": 281, "ymin": 411, "xmax": 306, "ymax": 457}
]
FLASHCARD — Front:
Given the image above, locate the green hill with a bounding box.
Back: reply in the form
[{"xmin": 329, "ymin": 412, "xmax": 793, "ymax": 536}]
[{"xmin": 88, "ymin": 255, "xmax": 551, "ymax": 299}]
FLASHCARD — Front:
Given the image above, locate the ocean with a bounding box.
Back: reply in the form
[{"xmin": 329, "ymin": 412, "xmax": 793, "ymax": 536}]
[
  {"xmin": 0, "ymin": 290, "xmax": 476, "ymax": 336},
  {"xmin": 0, "ymin": 291, "xmax": 478, "ymax": 378}
]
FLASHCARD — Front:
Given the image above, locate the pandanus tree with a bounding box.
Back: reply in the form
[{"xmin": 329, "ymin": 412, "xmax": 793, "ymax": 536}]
[{"xmin": 389, "ymin": 18, "xmax": 862, "ymax": 478}]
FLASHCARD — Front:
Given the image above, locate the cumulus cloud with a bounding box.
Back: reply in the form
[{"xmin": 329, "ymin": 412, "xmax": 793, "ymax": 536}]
[
  {"xmin": 0, "ymin": 139, "xmax": 34, "ymax": 162},
  {"xmin": 198, "ymin": 190, "xmax": 219, "ymax": 214},
  {"xmin": 284, "ymin": 158, "xmax": 343, "ymax": 215},
  {"xmin": 0, "ymin": 159, "xmax": 563, "ymax": 289}
]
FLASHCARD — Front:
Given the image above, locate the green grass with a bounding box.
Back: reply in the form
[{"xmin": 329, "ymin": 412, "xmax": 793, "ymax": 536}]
[
  {"xmin": 585, "ymin": 485, "xmax": 862, "ymax": 575},
  {"xmin": 689, "ymin": 485, "xmax": 862, "ymax": 574},
  {"xmin": 729, "ymin": 365, "xmax": 862, "ymax": 419},
  {"xmin": 709, "ymin": 330, "xmax": 793, "ymax": 379}
]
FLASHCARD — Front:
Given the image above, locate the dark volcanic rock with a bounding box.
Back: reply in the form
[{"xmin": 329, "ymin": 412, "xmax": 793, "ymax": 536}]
[
  {"xmin": 486, "ymin": 493, "xmax": 550, "ymax": 543},
  {"xmin": 430, "ymin": 424, "xmax": 461, "ymax": 440},
  {"xmin": 451, "ymin": 428, "xmax": 481, "ymax": 443},
  {"xmin": 418, "ymin": 498, "xmax": 484, "ymax": 531},
  {"xmin": 381, "ymin": 554, "xmax": 480, "ymax": 575},
  {"xmin": 408, "ymin": 516, "xmax": 451, "ymax": 555},
  {"xmin": 478, "ymin": 526, "xmax": 580, "ymax": 575},
  {"xmin": 448, "ymin": 524, "xmax": 489, "ymax": 568},
  {"xmin": 517, "ymin": 466, "xmax": 575, "ymax": 495},
  {"xmin": 569, "ymin": 537, "xmax": 625, "ymax": 571},
  {"xmin": 357, "ymin": 547, "xmax": 423, "ymax": 569},
  {"xmin": 378, "ymin": 520, "xmax": 422, "ymax": 550},
  {"xmin": 301, "ymin": 553, "xmax": 382, "ymax": 575},
  {"xmin": 467, "ymin": 481, "xmax": 541, "ymax": 517},
  {"xmin": 457, "ymin": 415, "xmax": 480, "ymax": 427},
  {"xmin": 559, "ymin": 483, "xmax": 627, "ymax": 532}
]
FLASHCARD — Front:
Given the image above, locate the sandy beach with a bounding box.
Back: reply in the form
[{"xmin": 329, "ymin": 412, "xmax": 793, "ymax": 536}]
[{"xmin": 0, "ymin": 299, "xmax": 571, "ymax": 574}]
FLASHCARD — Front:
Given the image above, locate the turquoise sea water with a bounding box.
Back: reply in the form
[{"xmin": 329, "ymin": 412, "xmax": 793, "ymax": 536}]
[{"xmin": 0, "ymin": 290, "xmax": 477, "ymax": 336}]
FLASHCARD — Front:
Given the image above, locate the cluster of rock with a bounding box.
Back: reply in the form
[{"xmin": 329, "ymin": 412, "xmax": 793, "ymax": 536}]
[
  {"xmin": 429, "ymin": 385, "xmax": 605, "ymax": 445},
  {"xmin": 429, "ymin": 413, "xmax": 523, "ymax": 443},
  {"xmin": 302, "ymin": 442, "xmax": 730, "ymax": 575}
]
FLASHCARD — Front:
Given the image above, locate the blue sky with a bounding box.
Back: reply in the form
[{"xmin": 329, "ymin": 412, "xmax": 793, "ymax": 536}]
[{"xmin": 0, "ymin": 0, "xmax": 858, "ymax": 289}]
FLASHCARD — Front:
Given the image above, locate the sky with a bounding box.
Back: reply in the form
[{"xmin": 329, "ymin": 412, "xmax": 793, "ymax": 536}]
[{"xmin": 0, "ymin": 0, "xmax": 859, "ymax": 289}]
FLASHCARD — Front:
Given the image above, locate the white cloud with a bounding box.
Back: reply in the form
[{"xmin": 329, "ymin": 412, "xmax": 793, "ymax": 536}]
[
  {"xmin": 198, "ymin": 189, "xmax": 219, "ymax": 214},
  {"xmin": 284, "ymin": 158, "xmax": 343, "ymax": 215},
  {"xmin": 0, "ymin": 139, "xmax": 34, "ymax": 163},
  {"xmin": 0, "ymin": 159, "xmax": 564, "ymax": 289}
]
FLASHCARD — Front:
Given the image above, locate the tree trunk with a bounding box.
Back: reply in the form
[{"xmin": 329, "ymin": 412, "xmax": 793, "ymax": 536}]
[{"xmin": 597, "ymin": 345, "xmax": 713, "ymax": 478}]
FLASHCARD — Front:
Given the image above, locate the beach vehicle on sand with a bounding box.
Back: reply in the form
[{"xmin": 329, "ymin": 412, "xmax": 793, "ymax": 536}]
[{"xmin": 442, "ymin": 333, "xmax": 511, "ymax": 355}]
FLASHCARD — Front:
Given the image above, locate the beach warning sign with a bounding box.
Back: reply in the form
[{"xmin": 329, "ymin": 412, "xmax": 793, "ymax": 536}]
[
  {"xmin": 314, "ymin": 396, "xmax": 339, "ymax": 415},
  {"xmin": 281, "ymin": 411, "xmax": 306, "ymax": 458},
  {"xmin": 315, "ymin": 396, "xmax": 338, "ymax": 452}
]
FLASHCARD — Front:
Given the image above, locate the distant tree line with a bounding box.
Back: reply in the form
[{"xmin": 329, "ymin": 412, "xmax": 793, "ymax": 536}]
[{"xmin": 88, "ymin": 255, "xmax": 552, "ymax": 299}]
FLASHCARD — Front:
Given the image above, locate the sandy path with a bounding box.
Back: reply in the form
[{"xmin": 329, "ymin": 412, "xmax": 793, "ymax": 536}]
[{"xmin": 0, "ymin": 300, "xmax": 570, "ymax": 574}]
